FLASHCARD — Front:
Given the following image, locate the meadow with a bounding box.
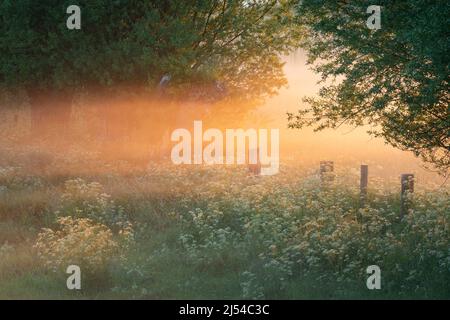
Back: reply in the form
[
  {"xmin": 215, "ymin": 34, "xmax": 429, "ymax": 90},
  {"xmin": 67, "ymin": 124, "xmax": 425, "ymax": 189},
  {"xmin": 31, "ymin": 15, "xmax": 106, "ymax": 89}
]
[{"xmin": 0, "ymin": 143, "xmax": 449, "ymax": 299}]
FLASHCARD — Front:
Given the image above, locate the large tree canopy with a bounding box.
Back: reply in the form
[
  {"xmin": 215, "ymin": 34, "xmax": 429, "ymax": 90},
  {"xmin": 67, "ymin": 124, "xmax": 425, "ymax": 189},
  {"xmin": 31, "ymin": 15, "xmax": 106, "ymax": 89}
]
[
  {"xmin": 288, "ymin": 0, "xmax": 449, "ymax": 172},
  {"xmin": 0, "ymin": 0, "xmax": 301, "ymax": 103}
]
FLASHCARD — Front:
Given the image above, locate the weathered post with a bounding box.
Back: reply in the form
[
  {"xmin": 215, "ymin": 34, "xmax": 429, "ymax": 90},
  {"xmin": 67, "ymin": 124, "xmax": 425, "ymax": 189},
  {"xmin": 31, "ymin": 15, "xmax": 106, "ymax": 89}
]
[
  {"xmin": 360, "ymin": 164, "xmax": 368, "ymax": 206},
  {"xmin": 320, "ymin": 161, "xmax": 334, "ymax": 184},
  {"xmin": 248, "ymin": 148, "xmax": 261, "ymax": 175},
  {"xmin": 400, "ymin": 174, "xmax": 414, "ymax": 216}
]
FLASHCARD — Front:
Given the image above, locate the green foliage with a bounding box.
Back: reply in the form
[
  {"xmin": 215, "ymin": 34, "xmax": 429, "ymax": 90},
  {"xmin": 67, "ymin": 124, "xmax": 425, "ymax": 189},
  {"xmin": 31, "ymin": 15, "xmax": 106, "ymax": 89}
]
[
  {"xmin": 169, "ymin": 166, "xmax": 449, "ymax": 298},
  {"xmin": 34, "ymin": 216, "xmax": 129, "ymax": 274},
  {"xmin": 288, "ymin": 1, "xmax": 449, "ymax": 173},
  {"xmin": 58, "ymin": 178, "xmax": 131, "ymax": 232},
  {"xmin": 0, "ymin": 0, "xmax": 302, "ymax": 102},
  {"xmin": 1, "ymin": 146, "xmax": 448, "ymax": 299}
]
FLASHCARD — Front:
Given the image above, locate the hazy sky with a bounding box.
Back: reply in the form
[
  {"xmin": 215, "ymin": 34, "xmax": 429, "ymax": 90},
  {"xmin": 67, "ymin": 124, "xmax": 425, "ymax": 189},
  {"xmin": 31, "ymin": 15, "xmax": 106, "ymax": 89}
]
[{"xmin": 256, "ymin": 50, "xmax": 444, "ymax": 183}]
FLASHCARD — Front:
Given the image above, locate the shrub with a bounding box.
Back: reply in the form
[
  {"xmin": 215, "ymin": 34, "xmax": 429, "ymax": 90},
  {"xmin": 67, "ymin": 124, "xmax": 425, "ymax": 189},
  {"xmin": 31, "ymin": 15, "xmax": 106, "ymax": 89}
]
[
  {"xmin": 59, "ymin": 178, "xmax": 131, "ymax": 232},
  {"xmin": 34, "ymin": 216, "xmax": 132, "ymax": 274}
]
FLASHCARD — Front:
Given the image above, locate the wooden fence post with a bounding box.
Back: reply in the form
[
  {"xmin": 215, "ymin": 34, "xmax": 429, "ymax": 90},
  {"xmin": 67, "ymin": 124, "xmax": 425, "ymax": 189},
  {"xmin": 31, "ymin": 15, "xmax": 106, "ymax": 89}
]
[
  {"xmin": 360, "ymin": 164, "xmax": 368, "ymax": 206},
  {"xmin": 248, "ymin": 147, "xmax": 261, "ymax": 175},
  {"xmin": 400, "ymin": 174, "xmax": 414, "ymax": 216},
  {"xmin": 320, "ymin": 161, "xmax": 334, "ymax": 184}
]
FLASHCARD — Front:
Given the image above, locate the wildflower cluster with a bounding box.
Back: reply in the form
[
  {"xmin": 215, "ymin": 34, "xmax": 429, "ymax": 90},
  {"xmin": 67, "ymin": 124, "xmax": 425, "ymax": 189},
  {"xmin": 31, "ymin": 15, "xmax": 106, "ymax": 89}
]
[
  {"xmin": 161, "ymin": 164, "xmax": 450, "ymax": 298},
  {"xmin": 34, "ymin": 216, "xmax": 122, "ymax": 273},
  {"xmin": 59, "ymin": 178, "xmax": 131, "ymax": 232},
  {"xmin": 35, "ymin": 179, "xmax": 134, "ymax": 275}
]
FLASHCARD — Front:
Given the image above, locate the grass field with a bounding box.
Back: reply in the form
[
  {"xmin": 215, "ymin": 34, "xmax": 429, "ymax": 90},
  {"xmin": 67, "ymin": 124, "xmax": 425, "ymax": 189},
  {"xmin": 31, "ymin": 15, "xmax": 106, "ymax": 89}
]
[{"xmin": 0, "ymin": 145, "xmax": 449, "ymax": 299}]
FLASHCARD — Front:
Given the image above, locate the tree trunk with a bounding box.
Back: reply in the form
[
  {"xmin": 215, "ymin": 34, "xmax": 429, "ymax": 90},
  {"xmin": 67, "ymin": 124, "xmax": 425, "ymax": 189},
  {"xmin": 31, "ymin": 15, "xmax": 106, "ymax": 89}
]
[{"xmin": 28, "ymin": 90, "xmax": 73, "ymax": 138}]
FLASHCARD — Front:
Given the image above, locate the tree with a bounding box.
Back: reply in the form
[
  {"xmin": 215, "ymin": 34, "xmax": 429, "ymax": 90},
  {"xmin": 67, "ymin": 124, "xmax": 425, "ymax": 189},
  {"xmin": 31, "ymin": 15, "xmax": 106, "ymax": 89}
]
[
  {"xmin": 0, "ymin": 0, "xmax": 301, "ymax": 136},
  {"xmin": 288, "ymin": 0, "xmax": 449, "ymax": 173}
]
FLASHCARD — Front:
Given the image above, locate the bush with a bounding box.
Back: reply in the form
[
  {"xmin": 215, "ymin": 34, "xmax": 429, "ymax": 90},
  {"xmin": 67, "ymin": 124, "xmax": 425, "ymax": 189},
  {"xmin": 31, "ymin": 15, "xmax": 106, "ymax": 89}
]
[
  {"xmin": 59, "ymin": 178, "xmax": 131, "ymax": 232},
  {"xmin": 34, "ymin": 216, "xmax": 132, "ymax": 274}
]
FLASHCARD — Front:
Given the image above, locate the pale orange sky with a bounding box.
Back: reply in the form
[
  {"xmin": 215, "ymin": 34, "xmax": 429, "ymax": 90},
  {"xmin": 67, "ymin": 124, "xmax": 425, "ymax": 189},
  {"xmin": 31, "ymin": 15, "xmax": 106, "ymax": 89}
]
[{"xmin": 254, "ymin": 50, "xmax": 445, "ymax": 183}]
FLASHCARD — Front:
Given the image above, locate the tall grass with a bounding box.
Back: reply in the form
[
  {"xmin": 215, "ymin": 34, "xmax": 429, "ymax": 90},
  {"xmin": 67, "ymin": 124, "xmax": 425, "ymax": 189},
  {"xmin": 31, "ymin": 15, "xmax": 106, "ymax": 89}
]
[{"xmin": 0, "ymin": 149, "xmax": 448, "ymax": 299}]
